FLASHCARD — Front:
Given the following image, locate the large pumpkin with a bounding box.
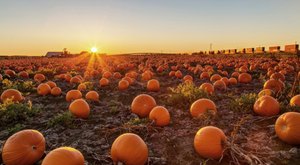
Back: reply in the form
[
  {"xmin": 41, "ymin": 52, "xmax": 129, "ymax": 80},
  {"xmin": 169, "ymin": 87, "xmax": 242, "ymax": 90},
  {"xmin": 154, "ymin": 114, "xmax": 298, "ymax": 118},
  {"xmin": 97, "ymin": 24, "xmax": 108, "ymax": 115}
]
[
  {"xmin": 190, "ymin": 99, "xmax": 217, "ymax": 117},
  {"xmin": 131, "ymin": 94, "xmax": 157, "ymax": 118},
  {"xmin": 0, "ymin": 89, "xmax": 24, "ymax": 103},
  {"xmin": 275, "ymin": 112, "xmax": 300, "ymax": 144},
  {"xmin": 37, "ymin": 83, "xmax": 52, "ymax": 96},
  {"xmin": 69, "ymin": 99, "xmax": 90, "ymax": 119},
  {"xmin": 2, "ymin": 129, "xmax": 46, "ymax": 165},
  {"xmin": 194, "ymin": 126, "xmax": 226, "ymax": 159},
  {"xmin": 253, "ymin": 95, "xmax": 280, "ymax": 116},
  {"xmin": 111, "ymin": 133, "xmax": 148, "ymax": 165},
  {"xmin": 149, "ymin": 106, "xmax": 170, "ymax": 126},
  {"xmin": 42, "ymin": 147, "xmax": 84, "ymax": 165}
]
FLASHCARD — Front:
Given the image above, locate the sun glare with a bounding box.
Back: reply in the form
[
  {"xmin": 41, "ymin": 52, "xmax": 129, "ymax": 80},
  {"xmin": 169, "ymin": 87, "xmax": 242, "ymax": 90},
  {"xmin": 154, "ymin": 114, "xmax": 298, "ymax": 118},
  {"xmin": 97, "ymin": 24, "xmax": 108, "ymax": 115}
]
[{"xmin": 91, "ymin": 47, "xmax": 98, "ymax": 53}]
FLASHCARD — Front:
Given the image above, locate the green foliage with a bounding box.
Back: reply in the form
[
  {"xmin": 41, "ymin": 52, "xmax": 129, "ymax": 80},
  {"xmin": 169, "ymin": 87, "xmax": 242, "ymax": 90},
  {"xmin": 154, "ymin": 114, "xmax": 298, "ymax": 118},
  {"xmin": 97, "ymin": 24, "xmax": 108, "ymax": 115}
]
[
  {"xmin": 0, "ymin": 79, "xmax": 35, "ymax": 93},
  {"xmin": 82, "ymin": 81, "xmax": 94, "ymax": 90},
  {"xmin": 47, "ymin": 112, "xmax": 74, "ymax": 128},
  {"xmin": 167, "ymin": 83, "xmax": 212, "ymax": 109},
  {"xmin": 0, "ymin": 100, "xmax": 40, "ymax": 126},
  {"xmin": 229, "ymin": 93, "xmax": 257, "ymax": 112},
  {"xmin": 8, "ymin": 124, "xmax": 24, "ymax": 135},
  {"xmin": 110, "ymin": 106, "xmax": 119, "ymax": 115},
  {"xmin": 125, "ymin": 118, "xmax": 149, "ymax": 126}
]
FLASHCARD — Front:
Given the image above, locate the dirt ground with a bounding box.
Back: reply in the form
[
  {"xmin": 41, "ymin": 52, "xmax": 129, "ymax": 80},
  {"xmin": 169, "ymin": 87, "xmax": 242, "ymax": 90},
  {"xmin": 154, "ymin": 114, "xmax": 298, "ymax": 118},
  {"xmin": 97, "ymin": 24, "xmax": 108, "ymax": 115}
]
[{"xmin": 1, "ymin": 55, "xmax": 300, "ymax": 165}]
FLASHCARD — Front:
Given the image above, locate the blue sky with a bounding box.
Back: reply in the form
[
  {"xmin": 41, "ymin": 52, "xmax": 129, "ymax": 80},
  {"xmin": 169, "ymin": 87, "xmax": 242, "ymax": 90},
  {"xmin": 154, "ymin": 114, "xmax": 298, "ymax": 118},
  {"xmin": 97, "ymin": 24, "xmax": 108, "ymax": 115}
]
[{"xmin": 0, "ymin": 0, "xmax": 299, "ymax": 55}]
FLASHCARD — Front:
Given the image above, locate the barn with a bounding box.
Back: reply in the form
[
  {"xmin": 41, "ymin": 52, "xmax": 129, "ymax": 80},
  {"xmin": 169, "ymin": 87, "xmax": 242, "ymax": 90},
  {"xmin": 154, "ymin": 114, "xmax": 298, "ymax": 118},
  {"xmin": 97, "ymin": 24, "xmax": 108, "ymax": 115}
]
[{"xmin": 45, "ymin": 52, "xmax": 63, "ymax": 57}]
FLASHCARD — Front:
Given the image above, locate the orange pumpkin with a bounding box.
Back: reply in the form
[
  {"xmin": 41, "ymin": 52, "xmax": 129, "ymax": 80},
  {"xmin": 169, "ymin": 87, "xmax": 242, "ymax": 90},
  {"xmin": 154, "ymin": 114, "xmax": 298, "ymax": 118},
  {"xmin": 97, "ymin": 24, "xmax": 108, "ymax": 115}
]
[
  {"xmin": 213, "ymin": 80, "xmax": 226, "ymax": 91},
  {"xmin": 275, "ymin": 112, "xmax": 300, "ymax": 144},
  {"xmin": 34, "ymin": 73, "xmax": 46, "ymax": 82},
  {"xmin": 199, "ymin": 83, "xmax": 214, "ymax": 94},
  {"xmin": 118, "ymin": 80, "xmax": 130, "ymax": 91},
  {"xmin": 85, "ymin": 91, "xmax": 99, "ymax": 101},
  {"xmin": 46, "ymin": 81, "xmax": 57, "ymax": 88},
  {"xmin": 253, "ymin": 95, "xmax": 280, "ymax": 116},
  {"xmin": 149, "ymin": 106, "xmax": 170, "ymax": 126},
  {"xmin": 131, "ymin": 94, "xmax": 157, "ymax": 118},
  {"xmin": 66, "ymin": 90, "xmax": 82, "ymax": 102},
  {"xmin": 113, "ymin": 72, "xmax": 122, "ymax": 79},
  {"xmin": 2, "ymin": 129, "xmax": 46, "ymax": 165},
  {"xmin": 70, "ymin": 76, "xmax": 82, "ymax": 84},
  {"xmin": 238, "ymin": 73, "xmax": 252, "ymax": 83},
  {"xmin": 147, "ymin": 79, "xmax": 160, "ymax": 92},
  {"xmin": 42, "ymin": 147, "xmax": 84, "ymax": 165},
  {"xmin": 183, "ymin": 75, "xmax": 193, "ymax": 82},
  {"xmin": 221, "ymin": 77, "xmax": 229, "ymax": 86},
  {"xmin": 102, "ymin": 71, "xmax": 112, "ymax": 79},
  {"xmin": 111, "ymin": 133, "xmax": 148, "ymax": 165},
  {"xmin": 231, "ymin": 72, "xmax": 239, "ymax": 78},
  {"xmin": 77, "ymin": 83, "xmax": 87, "ymax": 91},
  {"xmin": 290, "ymin": 94, "xmax": 300, "ymax": 107},
  {"xmin": 37, "ymin": 83, "xmax": 51, "ymax": 96},
  {"xmin": 99, "ymin": 77, "xmax": 110, "ymax": 87},
  {"xmin": 200, "ymin": 72, "xmax": 210, "ymax": 80},
  {"xmin": 258, "ymin": 89, "xmax": 274, "ymax": 98},
  {"xmin": 51, "ymin": 87, "xmax": 62, "ymax": 96},
  {"xmin": 69, "ymin": 99, "xmax": 90, "ymax": 119},
  {"xmin": 4, "ymin": 69, "xmax": 16, "ymax": 77},
  {"xmin": 18, "ymin": 71, "xmax": 29, "ymax": 79},
  {"xmin": 1, "ymin": 89, "xmax": 24, "ymax": 103},
  {"xmin": 263, "ymin": 79, "xmax": 283, "ymax": 93},
  {"xmin": 228, "ymin": 77, "xmax": 237, "ymax": 85},
  {"xmin": 175, "ymin": 70, "xmax": 183, "ymax": 78},
  {"xmin": 141, "ymin": 72, "xmax": 152, "ymax": 81},
  {"xmin": 194, "ymin": 126, "xmax": 226, "ymax": 159},
  {"xmin": 190, "ymin": 99, "xmax": 217, "ymax": 117},
  {"xmin": 270, "ymin": 72, "xmax": 285, "ymax": 82},
  {"xmin": 210, "ymin": 74, "xmax": 222, "ymax": 82}
]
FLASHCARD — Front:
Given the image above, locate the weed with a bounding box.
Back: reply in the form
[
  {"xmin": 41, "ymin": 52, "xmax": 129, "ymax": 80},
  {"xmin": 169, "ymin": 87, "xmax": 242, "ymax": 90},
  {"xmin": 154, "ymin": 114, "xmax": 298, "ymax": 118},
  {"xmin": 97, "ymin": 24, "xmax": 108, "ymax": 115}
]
[
  {"xmin": 47, "ymin": 111, "xmax": 74, "ymax": 128},
  {"xmin": 125, "ymin": 118, "xmax": 149, "ymax": 126},
  {"xmin": 167, "ymin": 83, "xmax": 212, "ymax": 109},
  {"xmin": 8, "ymin": 124, "xmax": 24, "ymax": 135},
  {"xmin": 0, "ymin": 100, "xmax": 40, "ymax": 126},
  {"xmin": 228, "ymin": 93, "xmax": 257, "ymax": 113}
]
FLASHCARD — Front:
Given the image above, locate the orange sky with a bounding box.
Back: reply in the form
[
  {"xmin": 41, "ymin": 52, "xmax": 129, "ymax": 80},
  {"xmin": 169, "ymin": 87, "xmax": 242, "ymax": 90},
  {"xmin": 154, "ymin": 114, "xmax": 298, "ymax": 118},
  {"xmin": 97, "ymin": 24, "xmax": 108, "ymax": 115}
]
[{"xmin": 0, "ymin": 0, "xmax": 299, "ymax": 56}]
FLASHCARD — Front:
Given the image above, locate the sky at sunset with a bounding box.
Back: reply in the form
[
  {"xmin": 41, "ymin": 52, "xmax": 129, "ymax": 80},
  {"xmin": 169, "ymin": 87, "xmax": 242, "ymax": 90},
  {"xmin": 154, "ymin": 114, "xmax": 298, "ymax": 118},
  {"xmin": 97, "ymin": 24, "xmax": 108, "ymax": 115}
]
[{"xmin": 0, "ymin": 0, "xmax": 299, "ymax": 56}]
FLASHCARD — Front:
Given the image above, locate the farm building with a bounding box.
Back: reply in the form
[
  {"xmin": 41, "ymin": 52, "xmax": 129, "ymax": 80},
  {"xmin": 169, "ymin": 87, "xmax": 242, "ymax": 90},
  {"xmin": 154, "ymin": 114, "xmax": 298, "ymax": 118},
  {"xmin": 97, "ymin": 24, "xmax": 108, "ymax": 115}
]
[
  {"xmin": 225, "ymin": 50, "xmax": 230, "ymax": 55},
  {"xmin": 255, "ymin": 47, "xmax": 265, "ymax": 54},
  {"xmin": 269, "ymin": 46, "xmax": 280, "ymax": 53},
  {"xmin": 285, "ymin": 44, "xmax": 299, "ymax": 54},
  {"xmin": 230, "ymin": 49, "xmax": 237, "ymax": 54},
  {"xmin": 45, "ymin": 52, "xmax": 63, "ymax": 57},
  {"xmin": 239, "ymin": 48, "xmax": 246, "ymax": 54},
  {"xmin": 245, "ymin": 48, "xmax": 254, "ymax": 54}
]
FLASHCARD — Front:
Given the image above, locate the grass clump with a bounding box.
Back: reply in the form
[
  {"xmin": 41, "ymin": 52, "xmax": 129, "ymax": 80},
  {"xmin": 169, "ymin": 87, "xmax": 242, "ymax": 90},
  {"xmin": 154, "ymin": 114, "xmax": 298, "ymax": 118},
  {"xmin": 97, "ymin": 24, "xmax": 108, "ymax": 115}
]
[
  {"xmin": 0, "ymin": 79, "xmax": 36, "ymax": 93},
  {"xmin": 0, "ymin": 99, "xmax": 40, "ymax": 126},
  {"xmin": 47, "ymin": 111, "xmax": 74, "ymax": 128},
  {"xmin": 229, "ymin": 93, "xmax": 257, "ymax": 112},
  {"xmin": 125, "ymin": 118, "xmax": 149, "ymax": 126},
  {"xmin": 167, "ymin": 83, "xmax": 212, "ymax": 109}
]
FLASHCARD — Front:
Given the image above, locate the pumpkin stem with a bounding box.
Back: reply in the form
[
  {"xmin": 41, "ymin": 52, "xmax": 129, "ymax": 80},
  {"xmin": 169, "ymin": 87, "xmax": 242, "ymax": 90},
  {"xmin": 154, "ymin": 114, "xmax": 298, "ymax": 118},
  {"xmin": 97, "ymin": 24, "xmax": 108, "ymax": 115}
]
[{"xmin": 32, "ymin": 145, "xmax": 37, "ymax": 150}]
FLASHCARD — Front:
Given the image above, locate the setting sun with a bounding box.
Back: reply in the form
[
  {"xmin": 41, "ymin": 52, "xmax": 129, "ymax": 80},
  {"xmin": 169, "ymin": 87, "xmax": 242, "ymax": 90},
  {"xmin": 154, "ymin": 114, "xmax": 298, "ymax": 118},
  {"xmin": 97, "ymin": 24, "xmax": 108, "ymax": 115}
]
[{"xmin": 91, "ymin": 47, "xmax": 98, "ymax": 53}]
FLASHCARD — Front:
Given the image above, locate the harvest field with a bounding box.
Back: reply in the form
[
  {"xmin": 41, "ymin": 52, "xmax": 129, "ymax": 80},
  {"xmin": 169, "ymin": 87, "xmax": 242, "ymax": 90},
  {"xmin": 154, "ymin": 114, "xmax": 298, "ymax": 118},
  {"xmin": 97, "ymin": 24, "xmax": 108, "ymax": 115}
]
[
  {"xmin": 1, "ymin": 54, "xmax": 300, "ymax": 165},
  {"xmin": 0, "ymin": 55, "xmax": 300, "ymax": 164}
]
